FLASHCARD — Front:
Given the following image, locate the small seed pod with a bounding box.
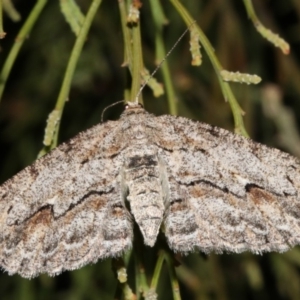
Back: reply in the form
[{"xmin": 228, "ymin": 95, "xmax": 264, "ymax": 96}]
[
  {"xmin": 141, "ymin": 68, "xmax": 164, "ymax": 97},
  {"xmin": 220, "ymin": 70, "xmax": 262, "ymax": 85},
  {"xmin": 43, "ymin": 109, "xmax": 61, "ymax": 146},
  {"xmin": 256, "ymin": 23, "xmax": 290, "ymax": 55},
  {"xmin": 189, "ymin": 26, "xmax": 202, "ymax": 66},
  {"xmin": 127, "ymin": 2, "xmax": 142, "ymax": 24},
  {"xmin": 145, "ymin": 289, "xmax": 158, "ymax": 300},
  {"xmin": 117, "ymin": 267, "xmax": 128, "ymax": 283}
]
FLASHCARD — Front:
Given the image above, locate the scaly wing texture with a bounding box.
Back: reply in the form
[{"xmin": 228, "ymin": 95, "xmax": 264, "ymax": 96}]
[
  {"xmin": 149, "ymin": 114, "xmax": 300, "ymax": 254},
  {"xmin": 0, "ymin": 120, "xmax": 133, "ymax": 278},
  {"xmin": 2, "ymin": 106, "xmax": 300, "ymax": 277}
]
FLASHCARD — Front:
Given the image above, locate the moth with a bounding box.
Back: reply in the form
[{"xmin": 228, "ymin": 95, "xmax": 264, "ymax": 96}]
[{"xmin": 0, "ymin": 102, "xmax": 300, "ymax": 278}]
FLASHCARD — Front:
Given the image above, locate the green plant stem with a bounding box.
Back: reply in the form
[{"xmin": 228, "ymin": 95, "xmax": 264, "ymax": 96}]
[
  {"xmin": 59, "ymin": 0, "xmax": 85, "ymax": 36},
  {"xmin": 243, "ymin": 0, "xmax": 289, "ymax": 55},
  {"xmin": 134, "ymin": 249, "xmax": 149, "ymax": 299},
  {"xmin": 112, "ymin": 257, "xmax": 136, "ymax": 300},
  {"xmin": 164, "ymin": 252, "xmax": 181, "ymax": 300},
  {"xmin": 130, "ymin": 23, "xmax": 143, "ymax": 104},
  {"xmin": 0, "ymin": 0, "xmax": 47, "ymax": 103},
  {"xmin": 150, "ymin": 250, "xmax": 165, "ymax": 291},
  {"xmin": 118, "ymin": 0, "xmax": 133, "ymax": 103},
  {"xmin": 118, "ymin": 0, "xmax": 132, "ymax": 68},
  {"xmin": 243, "ymin": 0, "xmax": 259, "ymax": 24},
  {"xmin": 51, "ymin": 0, "xmax": 102, "ymax": 147},
  {"xmin": 170, "ymin": 0, "xmax": 248, "ymax": 137},
  {"xmin": 119, "ymin": 3, "xmax": 144, "ymax": 104},
  {"xmin": 149, "ymin": 0, "xmax": 178, "ymax": 115},
  {"xmin": 38, "ymin": 0, "xmax": 102, "ymax": 155},
  {"xmin": 55, "ymin": 0, "xmax": 102, "ymax": 112},
  {"xmin": 149, "ymin": 0, "xmax": 168, "ymax": 25},
  {"xmin": 3, "ymin": 0, "xmax": 21, "ymax": 21},
  {"xmin": 0, "ymin": 0, "xmax": 5, "ymax": 38}
]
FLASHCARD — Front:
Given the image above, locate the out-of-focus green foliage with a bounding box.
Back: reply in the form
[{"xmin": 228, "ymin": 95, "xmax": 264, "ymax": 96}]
[{"xmin": 0, "ymin": 0, "xmax": 300, "ymax": 299}]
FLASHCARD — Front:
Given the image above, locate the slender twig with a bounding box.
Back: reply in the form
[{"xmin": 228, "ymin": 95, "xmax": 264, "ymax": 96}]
[
  {"xmin": 164, "ymin": 251, "xmax": 182, "ymax": 300},
  {"xmin": 3, "ymin": 0, "xmax": 21, "ymax": 22},
  {"xmin": 149, "ymin": 0, "xmax": 178, "ymax": 115},
  {"xmin": 134, "ymin": 248, "xmax": 149, "ymax": 299},
  {"xmin": 50, "ymin": 0, "xmax": 102, "ymax": 148},
  {"xmin": 243, "ymin": 0, "xmax": 289, "ymax": 54},
  {"xmin": 118, "ymin": 0, "xmax": 133, "ymax": 68},
  {"xmin": 243, "ymin": 0, "xmax": 257, "ymax": 21},
  {"xmin": 0, "ymin": 0, "xmax": 48, "ymax": 103},
  {"xmin": 130, "ymin": 23, "xmax": 143, "ymax": 104},
  {"xmin": 169, "ymin": 0, "xmax": 249, "ymax": 137},
  {"xmin": 150, "ymin": 250, "xmax": 165, "ymax": 291},
  {"xmin": 113, "ymin": 257, "xmax": 136, "ymax": 300},
  {"xmin": 119, "ymin": 1, "xmax": 144, "ymax": 104},
  {"xmin": 135, "ymin": 25, "xmax": 192, "ymax": 107},
  {"xmin": 55, "ymin": 0, "xmax": 102, "ymax": 112},
  {"xmin": 0, "ymin": 0, "xmax": 6, "ymax": 38}
]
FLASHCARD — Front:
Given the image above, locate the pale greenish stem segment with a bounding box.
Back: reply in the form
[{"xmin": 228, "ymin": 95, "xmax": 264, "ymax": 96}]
[
  {"xmin": 243, "ymin": 0, "xmax": 290, "ymax": 54},
  {"xmin": 170, "ymin": 0, "xmax": 249, "ymax": 137},
  {"xmin": 149, "ymin": 0, "xmax": 178, "ymax": 115},
  {"xmin": 134, "ymin": 248, "xmax": 149, "ymax": 299},
  {"xmin": 130, "ymin": 23, "xmax": 143, "ymax": 104},
  {"xmin": 3, "ymin": 0, "xmax": 21, "ymax": 22},
  {"xmin": 113, "ymin": 257, "xmax": 136, "ymax": 300},
  {"xmin": 119, "ymin": 2, "xmax": 164, "ymax": 104},
  {"xmin": 150, "ymin": 250, "xmax": 165, "ymax": 291},
  {"xmin": 59, "ymin": 0, "xmax": 85, "ymax": 36},
  {"xmin": 0, "ymin": 0, "xmax": 6, "ymax": 38},
  {"xmin": 118, "ymin": 2, "xmax": 144, "ymax": 104},
  {"xmin": 0, "ymin": 0, "xmax": 48, "ymax": 104},
  {"xmin": 149, "ymin": 250, "xmax": 182, "ymax": 299},
  {"xmin": 165, "ymin": 252, "xmax": 182, "ymax": 300},
  {"xmin": 39, "ymin": 0, "xmax": 103, "ymax": 155},
  {"xmin": 119, "ymin": 0, "xmax": 133, "ymax": 68}
]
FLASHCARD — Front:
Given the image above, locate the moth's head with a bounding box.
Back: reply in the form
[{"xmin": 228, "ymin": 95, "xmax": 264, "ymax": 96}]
[{"xmin": 122, "ymin": 102, "xmax": 145, "ymax": 116}]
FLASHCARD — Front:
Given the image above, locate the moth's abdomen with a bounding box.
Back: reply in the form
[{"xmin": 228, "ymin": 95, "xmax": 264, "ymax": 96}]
[{"xmin": 124, "ymin": 148, "xmax": 164, "ymax": 247}]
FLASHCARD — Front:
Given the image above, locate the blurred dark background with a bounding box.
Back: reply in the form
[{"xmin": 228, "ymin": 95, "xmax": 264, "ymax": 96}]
[{"xmin": 0, "ymin": 0, "xmax": 300, "ymax": 299}]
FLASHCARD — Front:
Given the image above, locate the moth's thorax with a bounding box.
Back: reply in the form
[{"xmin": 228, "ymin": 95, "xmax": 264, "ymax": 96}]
[{"xmin": 120, "ymin": 104, "xmax": 148, "ymax": 121}]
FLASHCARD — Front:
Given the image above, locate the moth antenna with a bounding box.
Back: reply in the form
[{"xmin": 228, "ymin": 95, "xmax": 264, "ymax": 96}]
[
  {"xmin": 101, "ymin": 100, "xmax": 125, "ymax": 122},
  {"xmin": 103, "ymin": 21, "xmax": 196, "ymax": 118},
  {"xmin": 134, "ymin": 20, "xmax": 196, "ymax": 103}
]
